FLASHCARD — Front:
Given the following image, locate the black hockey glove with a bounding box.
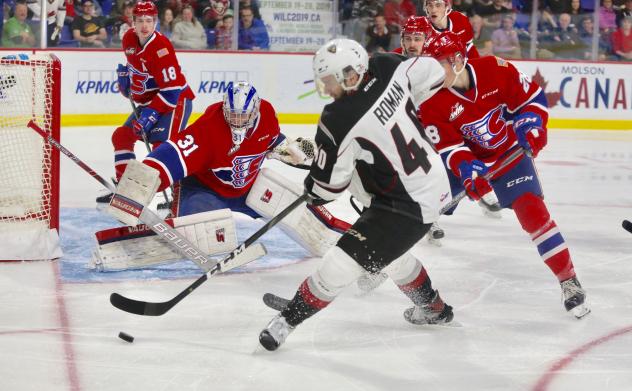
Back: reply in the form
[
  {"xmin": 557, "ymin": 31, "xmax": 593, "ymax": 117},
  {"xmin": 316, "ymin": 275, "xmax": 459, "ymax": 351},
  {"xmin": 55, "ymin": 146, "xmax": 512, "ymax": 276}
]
[{"xmin": 303, "ymin": 176, "xmax": 330, "ymax": 206}]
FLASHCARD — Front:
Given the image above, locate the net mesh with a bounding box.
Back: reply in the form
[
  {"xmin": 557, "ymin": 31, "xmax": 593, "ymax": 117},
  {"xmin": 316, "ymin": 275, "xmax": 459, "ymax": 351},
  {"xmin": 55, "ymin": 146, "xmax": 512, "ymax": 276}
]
[{"xmin": 0, "ymin": 54, "xmax": 59, "ymax": 260}]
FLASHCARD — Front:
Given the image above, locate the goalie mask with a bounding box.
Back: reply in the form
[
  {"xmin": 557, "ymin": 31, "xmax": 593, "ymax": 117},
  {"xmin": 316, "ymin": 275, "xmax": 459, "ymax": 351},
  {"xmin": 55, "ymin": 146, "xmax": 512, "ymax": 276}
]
[
  {"xmin": 313, "ymin": 39, "xmax": 368, "ymax": 99},
  {"xmin": 223, "ymin": 81, "xmax": 261, "ymax": 147}
]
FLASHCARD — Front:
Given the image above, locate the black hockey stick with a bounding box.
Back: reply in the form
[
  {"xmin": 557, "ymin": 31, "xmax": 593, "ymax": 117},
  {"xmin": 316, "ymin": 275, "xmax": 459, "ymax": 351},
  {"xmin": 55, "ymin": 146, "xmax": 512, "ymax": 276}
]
[
  {"xmin": 110, "ymin": 193, "xmax": 309, "ymax": 316},
  {"xmin": 263, "ymin": 292, "xmax": 290, "ymax": 311},
  {"xmin": 623, "ymin": 220, "xmax": 632, "ymax": 234},
  {"xmin": 128, "ymin": 97, "xmax": 172, "ymax": 209},
  {"xmin": 28, "ymin": 120, "xmax": 265, "ymax": 275}
]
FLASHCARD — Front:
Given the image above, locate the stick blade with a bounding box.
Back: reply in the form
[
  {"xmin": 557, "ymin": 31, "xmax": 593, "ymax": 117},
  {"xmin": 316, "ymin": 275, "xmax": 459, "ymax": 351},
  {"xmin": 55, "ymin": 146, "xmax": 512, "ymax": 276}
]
[{"xmin": 110, "ymin": 293, "xmax": 169, "ymax": 316}]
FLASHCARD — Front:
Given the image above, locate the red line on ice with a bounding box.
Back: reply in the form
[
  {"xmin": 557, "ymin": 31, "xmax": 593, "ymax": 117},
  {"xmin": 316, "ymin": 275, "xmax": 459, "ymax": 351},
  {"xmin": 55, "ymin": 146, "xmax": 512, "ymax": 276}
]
[
  {"xmin": 53, "ymin": 261, "xmax": 82, "ymax": 391},
  {"xmin": 532, "ymin": 324, "xmax": 632, "ymax": 391}
]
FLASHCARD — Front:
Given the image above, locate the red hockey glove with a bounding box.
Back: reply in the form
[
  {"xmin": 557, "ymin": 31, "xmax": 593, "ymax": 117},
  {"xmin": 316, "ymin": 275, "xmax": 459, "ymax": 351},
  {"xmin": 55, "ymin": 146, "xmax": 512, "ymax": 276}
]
[
  {"xmin": 514, "ymin": 112, "xmax": 547, "ymax": 158},
  {"xmin": 458, "ymin": 160, "xmax": 496, "ymax": 204}
]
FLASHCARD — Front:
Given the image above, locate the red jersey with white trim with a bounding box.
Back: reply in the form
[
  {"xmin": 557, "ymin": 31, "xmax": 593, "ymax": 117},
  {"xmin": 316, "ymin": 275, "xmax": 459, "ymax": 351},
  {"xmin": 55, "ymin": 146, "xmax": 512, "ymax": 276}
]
[
  {"xmin": 143, "ymin": 99, "xmax": 281, "ymax": 197},
  {"xmin": 122, "ymin": 28, "xmax": 195, "ymax": 114},
  {"xmin": 417, "ymin": 56, "xmax": 548, "ymax": 176},
  {"xmin": 431, "ymin": 11, "xmax": 480, "ymax": 59}
]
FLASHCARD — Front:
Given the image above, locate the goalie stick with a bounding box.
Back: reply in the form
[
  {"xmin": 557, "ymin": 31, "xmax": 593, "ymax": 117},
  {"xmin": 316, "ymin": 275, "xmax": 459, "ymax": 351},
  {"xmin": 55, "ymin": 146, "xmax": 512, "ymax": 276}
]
[
  {"xmin": 262, "ymin": 147, "xmax": 528, "ymax": 310},
  {"xmin": 109, "ymin": 193, "xmax": 309, "ymax": 316},
  {"xmin": 27, "ymin": 120, "xmax": 264, "ymax": 275}
]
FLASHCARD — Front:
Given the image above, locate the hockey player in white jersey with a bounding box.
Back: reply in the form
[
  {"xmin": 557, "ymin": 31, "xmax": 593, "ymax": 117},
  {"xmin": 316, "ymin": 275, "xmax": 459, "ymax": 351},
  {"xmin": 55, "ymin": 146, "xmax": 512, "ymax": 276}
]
[{"xmin": 259, "ymin": 39, "xmax": 454, "ymax": 351}]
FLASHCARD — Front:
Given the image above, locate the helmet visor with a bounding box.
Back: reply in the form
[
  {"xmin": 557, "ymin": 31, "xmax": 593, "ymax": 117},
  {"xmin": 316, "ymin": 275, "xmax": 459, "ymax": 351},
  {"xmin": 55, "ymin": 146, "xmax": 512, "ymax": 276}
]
[{"xmin": 314, "ymin": 74, "xmax": 340, "ymax": 98}]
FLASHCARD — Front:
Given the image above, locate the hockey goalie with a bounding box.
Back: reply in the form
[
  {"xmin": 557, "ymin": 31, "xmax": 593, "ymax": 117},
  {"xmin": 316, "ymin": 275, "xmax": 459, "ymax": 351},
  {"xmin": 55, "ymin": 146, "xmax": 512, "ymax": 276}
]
[{"xmin": 92, "ymin": 81, "xmax": 350, "ymax": 271}]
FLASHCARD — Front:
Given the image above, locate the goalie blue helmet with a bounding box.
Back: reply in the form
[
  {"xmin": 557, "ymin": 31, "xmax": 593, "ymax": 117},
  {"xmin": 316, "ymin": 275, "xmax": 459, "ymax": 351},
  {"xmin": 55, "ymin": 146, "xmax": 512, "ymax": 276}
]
[{"xmin": 223, "ymin": 81, "xmax": 261, "ymax": 146}]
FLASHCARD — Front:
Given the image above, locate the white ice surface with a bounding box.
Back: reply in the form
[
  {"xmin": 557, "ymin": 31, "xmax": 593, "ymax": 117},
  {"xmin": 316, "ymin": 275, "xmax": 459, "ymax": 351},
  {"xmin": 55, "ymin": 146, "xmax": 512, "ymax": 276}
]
[{"xmin": 1, "ymin": 126, "xmax": 631, "ymax": 391}]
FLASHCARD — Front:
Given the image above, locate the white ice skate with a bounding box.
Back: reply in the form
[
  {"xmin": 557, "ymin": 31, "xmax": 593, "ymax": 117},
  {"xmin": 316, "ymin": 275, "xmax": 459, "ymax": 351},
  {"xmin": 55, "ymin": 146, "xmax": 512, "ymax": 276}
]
[
  {"xmin": 561, "ymin": 277, "xmax": 590, "ymax": 319},
  {"xmin": 259, "ymin": 314, "xmax": 295, "ymax": 351}
]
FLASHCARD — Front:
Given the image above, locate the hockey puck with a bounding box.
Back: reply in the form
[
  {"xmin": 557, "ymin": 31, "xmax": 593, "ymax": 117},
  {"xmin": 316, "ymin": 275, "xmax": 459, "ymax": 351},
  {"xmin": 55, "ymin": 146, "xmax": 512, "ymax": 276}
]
[
  {"xmin": 623, "ymin": 220, "xmax": 632, "ymax": 234},
  {"xmin": 118, "ymin": 331, "xmax": 134, "ymax": 343}
]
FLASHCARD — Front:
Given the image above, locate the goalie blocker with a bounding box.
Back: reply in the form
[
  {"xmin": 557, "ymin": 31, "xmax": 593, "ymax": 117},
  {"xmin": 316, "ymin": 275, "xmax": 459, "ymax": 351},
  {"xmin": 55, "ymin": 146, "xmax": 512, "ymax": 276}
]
[{"xmin": 246, "ymin": 168, "xmax": 351, "ymax": 256}]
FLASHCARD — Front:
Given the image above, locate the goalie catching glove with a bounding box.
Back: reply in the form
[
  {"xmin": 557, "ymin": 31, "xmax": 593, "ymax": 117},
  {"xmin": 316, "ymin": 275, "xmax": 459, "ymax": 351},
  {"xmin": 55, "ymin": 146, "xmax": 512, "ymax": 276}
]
[{"xmin": 267, "ymin": 137, "xmax": 315, "ymax": 167}]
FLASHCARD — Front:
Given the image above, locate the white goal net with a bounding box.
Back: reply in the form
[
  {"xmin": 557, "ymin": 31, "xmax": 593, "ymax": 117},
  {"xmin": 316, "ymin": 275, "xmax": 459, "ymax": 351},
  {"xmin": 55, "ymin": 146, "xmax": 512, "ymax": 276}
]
[{"xmin": 0, "ymin": 53, "xmax": 62, "ymax": 260}]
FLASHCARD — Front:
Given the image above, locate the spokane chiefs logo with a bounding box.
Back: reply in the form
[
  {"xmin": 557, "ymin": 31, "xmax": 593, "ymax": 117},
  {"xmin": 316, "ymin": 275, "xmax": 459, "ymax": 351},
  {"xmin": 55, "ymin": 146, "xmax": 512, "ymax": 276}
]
[
  {"xmin": 460, "ymin": 105, "xmax": 509, "ymax": 149},
  {"xmin": 213, "ymin": 153, "xmax": 266, "ymax": 188}
]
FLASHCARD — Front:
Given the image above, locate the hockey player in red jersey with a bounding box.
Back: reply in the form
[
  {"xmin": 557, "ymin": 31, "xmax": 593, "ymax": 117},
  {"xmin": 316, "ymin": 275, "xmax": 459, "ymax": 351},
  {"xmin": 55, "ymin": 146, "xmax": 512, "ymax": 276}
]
[
  {"xmin": 97, "ymin": 1, "xmax": 195, "ymax": 204},
  {"xmin": 424, "ymin": 0, "xmax": 479, "ymax": 59},
  {"xmin": 418, "ymin": 31, "xmax": 589, "ymax": 319},
  {"xmin": 393, "ymin": 16, "xmax": 434, "ymax": 57},
  {"xmin": 96, "ymin": 81, "xmax": 351, "ymax": 272}
]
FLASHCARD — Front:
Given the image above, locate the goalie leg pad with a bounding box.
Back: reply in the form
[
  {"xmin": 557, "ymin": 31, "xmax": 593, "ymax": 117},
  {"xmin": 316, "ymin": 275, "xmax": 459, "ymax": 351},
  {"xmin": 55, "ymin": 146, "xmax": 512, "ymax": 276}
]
[
  {"xmin": 246, "ymin": 168, "xmax": 351, "ymax": 257},
  {"xmin": 91, "ymin": 209, "xmax": 237, "ymax": 271},
  {"xmin": 107, "ymin": 160, "xmax": 161, "ymax": 226}
]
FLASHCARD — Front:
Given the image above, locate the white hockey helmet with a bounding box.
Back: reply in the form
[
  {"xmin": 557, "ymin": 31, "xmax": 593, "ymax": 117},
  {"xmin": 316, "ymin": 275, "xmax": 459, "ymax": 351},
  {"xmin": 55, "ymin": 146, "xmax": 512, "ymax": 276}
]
[
  {"xmin": 312, "ymin": 38, "xmax": 369, "ymax": 98},
  {"xmin": 223, "ymin": 81, "xmax": 261, "ymax": 146}
]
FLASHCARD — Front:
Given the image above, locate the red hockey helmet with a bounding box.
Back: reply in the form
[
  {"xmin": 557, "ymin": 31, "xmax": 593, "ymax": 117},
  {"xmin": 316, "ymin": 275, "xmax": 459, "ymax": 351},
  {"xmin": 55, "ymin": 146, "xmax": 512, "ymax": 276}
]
[
  {"xmin": 422, "ymin": 31, "xmax": 466, "ymax": 64},
  {"xmin": 400, "ymin": 16, "xmax": 433, "ymax": 39},
  {"xmin": 133, "ymin": 1, "xmax": 158, "ymax": 18}
]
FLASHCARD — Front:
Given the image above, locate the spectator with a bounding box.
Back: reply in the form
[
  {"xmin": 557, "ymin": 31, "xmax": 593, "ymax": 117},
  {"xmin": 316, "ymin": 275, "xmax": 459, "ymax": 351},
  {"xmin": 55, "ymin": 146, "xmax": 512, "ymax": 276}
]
[
  {"xmin": 452, "ymin": 0, "xmax": 475, "ymax": 16},
  {"xmin": 215, "ymin": 13, "xmax": 233, "ymax": 49},
  {"xmin": 2, "ymin": 2, "xmax": 36, "ymax": 48},
  {"xmin": 600, "ymin": 0, "xmax": 618, "ymax": 32},
  {"xmin": 238, "ymin": 5, "xmax": 269, "ymax": 50},
  {"xmin": 347, "ymin": 0, "xmax": 384, "ymax": 44},
  {"xmin": 383, "ymin": 0, "xmax": 416, "ymax": 33},
  {"xmin": 491, "ymin": 14, "xmax": 521, "ymax": 58},
  {"xmin": 477, "ymin": 0, "xmax": 512, "ymax": 29},
  {"xmin": 239, "ymin": 0, "xmax": 262, "ymax": 19},
  {"xmin": 546, "ymin": 0, "xmax": 572, "ymax": 15},
  {"xmin": 171, "ymin": 4, "xmax": 207, "ymax": 49},
  {"xmin": 110, "ymin": 0, "xmax": 134, "ymax": 46},
  {"xmin": 578, "ymin": 16, "xmax": 610, "ymax": 59},
  {"xmin": 72, "ymin": 0, "xmax": 108, "ymax": 47},
  {"xmin": 27, "ymin": 0, "xmax": 66, "ymax": 46},
  {"xmin": 616, "ymin": 0, "xmax": 632, "ymax": 26},
  {"xmin": 611, "ymin": 16, "xmax": 632, "ymax": 59},
  {"xmin": 470, "ymin": 14, "xmax": 493, "ymax": 56},
  {"xmin": 542, "ymin": 12, "xmax": 585, "ymax": 58},
  {"xmin": 569, "ymin": 0, "xmax": 589, "ymax": 26},
  {"xmin": 202, "ymin": 0, "xmax": 229, "ymax": 29},
  {"xmin": 158, "ymin": 8, "xmax": 176, "ymax": 38},
  {"xmin": 365, "ymin": 14, "xmax": 394, "ymax": 53}
]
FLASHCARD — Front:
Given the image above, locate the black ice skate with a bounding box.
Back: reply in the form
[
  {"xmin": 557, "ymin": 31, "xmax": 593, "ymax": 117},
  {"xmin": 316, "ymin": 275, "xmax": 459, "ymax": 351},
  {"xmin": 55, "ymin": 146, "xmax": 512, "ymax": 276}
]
[
  {"xmin": 259, "ymin": 314, "xmax": 295, "ymax": 351},
  {"xmin": 561, "ymin": 277, "xmax": 590, "ymax": 319},
  {"xmin": 95, "ymin": 178, "xmax": 117, "ymax": 204},
  {"xmin": 404, "ymin": 290, "xmax": 454, "ymax": 325}
]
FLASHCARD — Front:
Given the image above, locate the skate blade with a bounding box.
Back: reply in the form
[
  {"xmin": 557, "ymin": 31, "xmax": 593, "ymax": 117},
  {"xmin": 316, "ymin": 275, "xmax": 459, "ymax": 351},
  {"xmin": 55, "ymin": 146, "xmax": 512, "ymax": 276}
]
[{"xmin": 571, "ymin": 304, "xmax": 591, "ymax": 319}]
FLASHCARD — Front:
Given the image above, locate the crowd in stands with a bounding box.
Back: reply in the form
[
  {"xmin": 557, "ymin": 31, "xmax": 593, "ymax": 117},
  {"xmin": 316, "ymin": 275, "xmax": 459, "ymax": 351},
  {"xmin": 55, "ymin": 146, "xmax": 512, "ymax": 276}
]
[
  {"xmin": 1, "ymin": 0, "xmax": 631, "ymax": 60},
  {"xmin": 345, "ymin": 0, "xmax": 632, "ymax": 60},
  {"xmin": 0, "ymin": 0, "xmax": 270, "ymax": 50}
]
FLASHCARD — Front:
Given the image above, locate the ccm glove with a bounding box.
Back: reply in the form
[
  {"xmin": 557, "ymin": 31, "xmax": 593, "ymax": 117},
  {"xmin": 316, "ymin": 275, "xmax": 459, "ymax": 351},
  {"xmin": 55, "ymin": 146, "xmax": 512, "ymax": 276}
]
[
  {"xmin": 514, "ymin": 112, "xmax": 547, "ymax": 158},
  {"xmin": 117, "ymin": 64, "xmax": 130, "ymax": 98},
  {"xmin": 133, "ymin": 107, "xmax": 160, "ymax": 137},
  {"xmin": 303, "ymin": 176, "xmax": 330, "ymax": 206},
  {"xmin": 458, "ymin": 159, "xmax": 497, "ymax": 207}
]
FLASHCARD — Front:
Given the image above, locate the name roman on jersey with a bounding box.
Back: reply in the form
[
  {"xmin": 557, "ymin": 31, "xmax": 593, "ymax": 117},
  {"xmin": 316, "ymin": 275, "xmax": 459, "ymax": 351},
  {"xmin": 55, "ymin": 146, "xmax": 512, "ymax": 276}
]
[{"xmin": 373, "ymin": 81, "xmax": 406, "ymax": 126}]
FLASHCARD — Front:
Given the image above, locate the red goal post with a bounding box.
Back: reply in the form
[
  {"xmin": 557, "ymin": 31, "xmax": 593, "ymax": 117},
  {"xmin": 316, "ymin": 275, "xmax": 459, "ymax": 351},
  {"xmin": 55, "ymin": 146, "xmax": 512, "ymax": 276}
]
[{"xmin": 0, "ymin": 53, "xmax": 62, "ymax": 261}]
